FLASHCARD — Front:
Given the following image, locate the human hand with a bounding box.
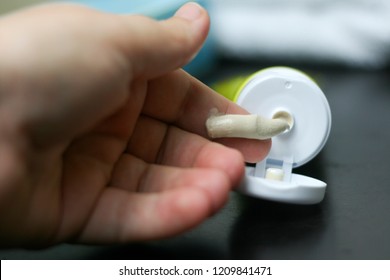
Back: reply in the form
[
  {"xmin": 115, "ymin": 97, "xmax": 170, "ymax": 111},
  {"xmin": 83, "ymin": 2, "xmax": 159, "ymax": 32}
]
[{"xmin": 0, "ymin": 2, "xmax": 270, "ymax": 247}]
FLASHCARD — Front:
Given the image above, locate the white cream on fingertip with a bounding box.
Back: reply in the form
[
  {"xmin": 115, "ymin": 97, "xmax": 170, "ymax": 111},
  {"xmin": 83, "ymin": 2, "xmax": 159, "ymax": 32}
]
[{"xmin": 206, "ymin": 111, "xmax": 292, "ymax": 140}]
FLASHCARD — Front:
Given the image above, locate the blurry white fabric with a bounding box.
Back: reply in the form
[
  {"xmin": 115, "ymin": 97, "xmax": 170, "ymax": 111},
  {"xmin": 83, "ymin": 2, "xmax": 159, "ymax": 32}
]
[{"xmin": 210, "ymin": 0, "xmax": 390, "ymax": 68}]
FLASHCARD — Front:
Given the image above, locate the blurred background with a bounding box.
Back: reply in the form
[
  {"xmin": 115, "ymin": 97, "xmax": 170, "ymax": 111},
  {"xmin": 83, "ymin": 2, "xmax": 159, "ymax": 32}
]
[
  {"xmin": 0, "ymin": 0, "xmax": 43, "ymax": 12},
  {"xmin": 2, "ymin": 0, "xmax": 390, "ymax": 79},
  {"xmin": 1, "ymin": 0, "xmax": 390, "ymax": 260}
]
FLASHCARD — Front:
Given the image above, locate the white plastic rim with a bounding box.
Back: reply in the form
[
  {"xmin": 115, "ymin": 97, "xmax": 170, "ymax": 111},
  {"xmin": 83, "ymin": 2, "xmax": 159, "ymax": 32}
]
[
  {"xmin": 240, "ymin": 168, "xmax": 327, "ymax": 204},
  {"xmin": 236, "ymin": 67, "xmax": 332, "ymax": 167},
  {"xmin": 235, "ymin": 67, "xmax": 331, "ymax": 204}
]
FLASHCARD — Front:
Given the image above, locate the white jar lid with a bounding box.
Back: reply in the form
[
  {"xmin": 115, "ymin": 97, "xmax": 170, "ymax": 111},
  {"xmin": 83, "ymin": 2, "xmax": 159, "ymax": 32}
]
[
  {"xmin": 236, "ymin": 67, "xmax": 331, "ymax": 204},
  {"xmin": 237, "ymin": 67, "xmax": 331, "ymax": 167}
]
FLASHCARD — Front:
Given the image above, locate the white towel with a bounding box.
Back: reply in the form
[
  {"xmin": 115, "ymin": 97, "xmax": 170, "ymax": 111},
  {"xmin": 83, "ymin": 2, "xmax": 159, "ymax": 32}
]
[{"xmin": 210, "ymin": 0, "xmax": 390, "ymax": 68}]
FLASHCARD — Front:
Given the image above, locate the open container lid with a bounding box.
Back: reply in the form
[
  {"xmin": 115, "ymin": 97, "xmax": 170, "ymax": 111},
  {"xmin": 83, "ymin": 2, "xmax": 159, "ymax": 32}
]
[{"xmin": 236, "ymin": 67, "xmax": 331, "ymax": 204}]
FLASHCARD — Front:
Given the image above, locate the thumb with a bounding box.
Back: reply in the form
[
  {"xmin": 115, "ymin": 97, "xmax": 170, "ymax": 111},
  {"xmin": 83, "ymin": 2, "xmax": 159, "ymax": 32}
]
[{"xmin": 121, "ymin": 2, "xmax": 210, "ymax": 78}]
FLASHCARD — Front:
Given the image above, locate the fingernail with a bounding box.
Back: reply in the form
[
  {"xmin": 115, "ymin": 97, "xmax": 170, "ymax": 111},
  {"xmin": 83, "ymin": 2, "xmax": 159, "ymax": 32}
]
[{"xmin": 175, "ymin": 2, "xmax": 203, "ymax": 21}]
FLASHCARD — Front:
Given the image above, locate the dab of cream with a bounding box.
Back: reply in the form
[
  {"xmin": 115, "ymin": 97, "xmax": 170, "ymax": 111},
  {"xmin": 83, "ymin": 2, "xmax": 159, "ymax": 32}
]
[{"xmin": 206, "ymin": 110, "xmax": 293, "ymax": 140}]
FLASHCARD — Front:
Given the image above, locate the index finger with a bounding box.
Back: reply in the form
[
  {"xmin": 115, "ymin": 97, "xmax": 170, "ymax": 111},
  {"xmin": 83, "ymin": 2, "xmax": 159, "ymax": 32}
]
[{"xmin": 142, "ymin": 69, "xmax": 271, "ymax": 163}]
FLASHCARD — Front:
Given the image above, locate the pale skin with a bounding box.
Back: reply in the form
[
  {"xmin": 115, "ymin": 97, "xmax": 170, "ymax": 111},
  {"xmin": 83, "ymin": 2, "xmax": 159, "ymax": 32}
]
[{"xmin": 0, "ymin": 3, "xmax": 271, "ymax": 248}]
